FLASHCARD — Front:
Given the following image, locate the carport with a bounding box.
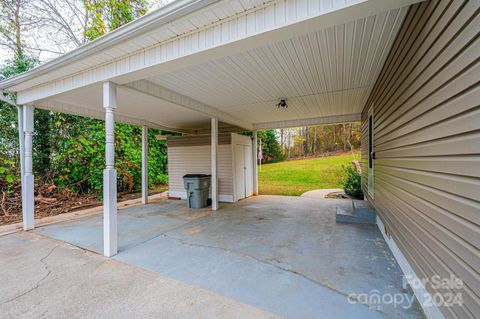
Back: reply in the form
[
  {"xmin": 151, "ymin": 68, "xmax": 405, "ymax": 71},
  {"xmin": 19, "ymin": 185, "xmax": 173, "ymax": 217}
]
[
  {"xmin": 0, "ymin": 0, "xmax": 418, "ymax": 257},
  {"xmin": 2, "ymin": 0, "xmax": 479, "ymax": 318},
  {"xmin": 32, "ymin": 195, "xmax": 423, "ymax": 319}
]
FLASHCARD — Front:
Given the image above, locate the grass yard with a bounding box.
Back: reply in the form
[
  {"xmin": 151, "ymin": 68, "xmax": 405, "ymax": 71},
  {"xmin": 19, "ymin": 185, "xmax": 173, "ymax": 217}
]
[{"xmin": 258, "ymin": 152, "xmax": 359, "ymax": 196}]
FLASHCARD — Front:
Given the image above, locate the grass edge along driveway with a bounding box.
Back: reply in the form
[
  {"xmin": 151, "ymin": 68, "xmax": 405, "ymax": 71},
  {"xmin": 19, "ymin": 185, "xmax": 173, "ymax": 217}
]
[{"xmin": 258, "ymin": 152, "xmax": 359, "ymax": 196}]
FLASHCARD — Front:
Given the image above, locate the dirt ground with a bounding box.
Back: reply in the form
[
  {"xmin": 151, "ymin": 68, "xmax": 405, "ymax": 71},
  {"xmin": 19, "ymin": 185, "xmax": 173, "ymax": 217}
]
[{"xmin": 0, "ymin": 184, "xmax": 167, "ymax": 225}]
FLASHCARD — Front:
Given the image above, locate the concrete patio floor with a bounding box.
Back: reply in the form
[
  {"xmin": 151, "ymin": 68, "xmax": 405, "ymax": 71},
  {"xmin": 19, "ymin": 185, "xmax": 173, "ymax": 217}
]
[
  {"xmin": 32, "ymin": 196, "xmax": 424, "ymax": 319},
  {"xmin": 0, "ymin": 232, "xmax": 278, "ymax": 319}
]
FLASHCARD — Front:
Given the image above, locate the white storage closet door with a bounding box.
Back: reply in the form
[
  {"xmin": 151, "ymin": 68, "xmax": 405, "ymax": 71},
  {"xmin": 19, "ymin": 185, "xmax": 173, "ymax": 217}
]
[
  {"xmin": 235, "ymin": 144, "xmax": 246, "ymax": 200},
  {"xmin": 244, "ymin": 144, "xmax": 253, "ymax": 197},
  {"xmin": 234, "ymin": 143, "xmax": 254, "ymax": 200}
]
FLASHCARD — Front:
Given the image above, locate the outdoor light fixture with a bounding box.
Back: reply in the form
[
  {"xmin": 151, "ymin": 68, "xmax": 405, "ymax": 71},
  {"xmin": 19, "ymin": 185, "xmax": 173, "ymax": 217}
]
[{"xmin": 277, "ymin": 99, "xmax": 288, "ymax": 108}]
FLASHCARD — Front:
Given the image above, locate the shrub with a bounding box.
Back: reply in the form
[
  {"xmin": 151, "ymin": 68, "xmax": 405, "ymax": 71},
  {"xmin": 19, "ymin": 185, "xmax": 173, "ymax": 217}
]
[{"xmin": 341, "ymin": 164, "xmax": 363, "ymax": 199}]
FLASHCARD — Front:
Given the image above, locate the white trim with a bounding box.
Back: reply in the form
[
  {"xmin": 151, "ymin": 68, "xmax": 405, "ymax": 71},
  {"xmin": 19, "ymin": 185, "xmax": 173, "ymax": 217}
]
[
  {"xmin": 253, "ymin": 113, "xmax": 361, "ymax": 130},
  {"xmin": 0, "ymin": 0, "xmax": 215, "ymax": 89},
  {"xmin": 231, "ymin": 133, "xmax": 254, "ymax": 202},
  {"xmin": 252, "ymin": 131, "xmax": 258, "ymax": 196},
  {"xmin": 123, "ymin": 81, "xmax": 252, "ymax": 130},
  {"xmin": 367, "ymin": 106, "xmax": 374, "ymax": 198},
  {"xmin": 33, "ymin": 99, "xmax": 193, "ymax": 133},
  {"xmin": 376, "ymin": 216, "xmax": 445, "ymax": 319},
  {"xmin": 168, "ymin": 191, "xmax": 234, "ymax": 203}
]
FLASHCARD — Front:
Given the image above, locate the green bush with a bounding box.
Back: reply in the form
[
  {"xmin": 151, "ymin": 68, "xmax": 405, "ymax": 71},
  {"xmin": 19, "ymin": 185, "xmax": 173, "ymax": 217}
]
[{"xmin": 341, "ymin": 164, "xmax": 363, "ymax": 199}]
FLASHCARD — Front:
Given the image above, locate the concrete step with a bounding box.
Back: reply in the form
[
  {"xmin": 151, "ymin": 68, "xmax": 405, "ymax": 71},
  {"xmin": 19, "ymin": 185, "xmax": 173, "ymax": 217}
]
[{"xmin": 336, "ymin": 200, "xmax": 376, "ymax": 225}]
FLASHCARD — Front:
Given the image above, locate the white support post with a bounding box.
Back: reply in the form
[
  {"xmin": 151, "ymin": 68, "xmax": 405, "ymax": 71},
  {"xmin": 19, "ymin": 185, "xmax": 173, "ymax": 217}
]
[
  {"xmin": 252, "ymin": 130, "xmax": 259, "ymax": 196},
  {"xmin": 21, "ymin": 106, "xmax": 35, "ymax": 230},
  {"xmin": 141, "ymin": 126, "xmax": 148, "ymax": 205},
  {"xmin": 103, "ymin": 82, "xmax": 118, "ymax": 257},
  {"xmin": 211, "ymin": 118, "xmax": 218, "ymax": 210},
  {"xmin": 17, "ymin": 107, "xmax": 25, "ymax": 220}
]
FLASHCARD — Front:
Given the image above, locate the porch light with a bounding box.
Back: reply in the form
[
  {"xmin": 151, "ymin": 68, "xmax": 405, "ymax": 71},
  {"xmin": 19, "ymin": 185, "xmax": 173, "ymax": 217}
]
[{"xmin": 277, "ymin": 99, "xmax": 288, "ymax": 108}]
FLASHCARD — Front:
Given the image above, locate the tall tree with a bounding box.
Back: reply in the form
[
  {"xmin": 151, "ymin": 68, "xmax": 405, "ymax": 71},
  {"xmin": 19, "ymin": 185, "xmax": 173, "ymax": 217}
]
[
  {"xmin": 30, "ymin": 0, "xmax": 89, "ymax": 49},
  {"xmin": 280, "ymin": 128, "xmax": 284, "ymax": 152},
  {"xmin": 0, "ymin": 0, "xmax": 25, "ymax": 56},
  {"xmin": 84, "ymin": 0, "xmax": 148, "ymax": 40}
]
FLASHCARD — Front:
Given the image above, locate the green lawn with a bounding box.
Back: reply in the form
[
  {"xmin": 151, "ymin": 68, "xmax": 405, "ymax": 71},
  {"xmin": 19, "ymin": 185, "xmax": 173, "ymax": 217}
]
[{"xmin": 258, "ymin": 152, "xmax": 359, "ymax": 196}]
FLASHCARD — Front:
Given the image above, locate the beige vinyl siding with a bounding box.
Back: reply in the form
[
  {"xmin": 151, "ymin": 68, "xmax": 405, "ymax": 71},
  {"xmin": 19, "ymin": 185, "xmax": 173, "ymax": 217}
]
[
  {"xmin": 360, "ymin": 1, "xmax": 480, "ymax": 319},
  {"xmin": 167, "ymin": 144, "xmax": 233, "ymax": 198}
]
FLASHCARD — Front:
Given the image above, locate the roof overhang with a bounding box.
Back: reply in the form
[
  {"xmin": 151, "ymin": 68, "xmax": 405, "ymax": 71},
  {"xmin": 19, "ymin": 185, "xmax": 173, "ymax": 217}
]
[
  {"xmin": 0, "ymin": 0, "xmax": 217, "ymax": 91},
  {"xmin": 0, "ymin": 0, "xmax": 422, "ymax": 132}
]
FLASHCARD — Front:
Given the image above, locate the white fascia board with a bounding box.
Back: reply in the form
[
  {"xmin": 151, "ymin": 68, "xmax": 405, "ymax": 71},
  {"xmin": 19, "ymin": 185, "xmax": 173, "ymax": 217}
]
[
  {"xmin": 14, "ymin": 0, "xmax": 421, "ymax": 105},
  {"xmin": 0, "ymin": 0, "xmax": 215, "ymax": 90},
  {"xmin": 34, "ymin": 99, "xmax": 194, "ymax": 134},
  {"xmin": 253, "ymin": 113, "xmax": 361, "ymax": 130},
  {"xmin": 122, "ymin": 80, "xmax": 253, "ymax": 130}
]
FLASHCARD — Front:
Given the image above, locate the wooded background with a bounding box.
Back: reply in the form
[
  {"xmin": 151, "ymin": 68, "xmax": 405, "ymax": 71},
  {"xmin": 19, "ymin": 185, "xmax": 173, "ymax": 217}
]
[
  {"xmin": 263, "ymin": 124, "xmax": 361, "ymax": 163},
  {"xmin": 0, "ymin": 0, "xmax": 360, "ymax": 221}
]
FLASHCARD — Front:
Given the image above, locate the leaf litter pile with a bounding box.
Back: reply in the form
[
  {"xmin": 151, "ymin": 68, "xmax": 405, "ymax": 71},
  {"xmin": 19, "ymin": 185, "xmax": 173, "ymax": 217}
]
[{"xmin": 0, "ymin": 182, "xmax": 100, "ymax": 225}]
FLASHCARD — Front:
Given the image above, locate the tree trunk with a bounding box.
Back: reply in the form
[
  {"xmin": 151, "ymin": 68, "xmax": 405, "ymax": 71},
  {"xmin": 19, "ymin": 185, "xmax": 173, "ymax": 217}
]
[
  {"xmin": 280, "ymin": 129, "xmax": 284, "ymax": 153},
  {"xmin": 304, "ymin": 127, "xmax": 309, "ymax": 156},
  {"xmin": 333, "ymin": 126, "xmax": 336, "ymax": 151},
  {"xmin": 287, "ymin": 129, "xmax": 291, "ymax": 158},
  {"xmin": 14, "ymin": 0, "xmax": 23, "ymax": 56}
]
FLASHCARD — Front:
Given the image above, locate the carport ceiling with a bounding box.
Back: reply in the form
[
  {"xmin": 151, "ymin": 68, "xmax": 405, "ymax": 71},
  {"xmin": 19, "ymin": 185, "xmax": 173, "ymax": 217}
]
[
  {"xmin": 2, "ymin": 0, "xmax": 418, "ymax": 132},
  {"xmin": 147, "ymin": 7, "xmax": 406, "ymax": 126},
  {"xmin": 37, "ymin": 84, "xmax": 212, "ymax": 131}
]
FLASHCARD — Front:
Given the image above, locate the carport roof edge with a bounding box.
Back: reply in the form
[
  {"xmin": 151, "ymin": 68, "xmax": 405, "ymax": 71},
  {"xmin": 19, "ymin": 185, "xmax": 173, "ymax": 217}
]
[
  {"xmin": 0, "ymin": 0, "xmax": 216, "ymax": 92},
  {"xmin": 0, "ymin": 0, "xmax": 422, "ymax": 132}
]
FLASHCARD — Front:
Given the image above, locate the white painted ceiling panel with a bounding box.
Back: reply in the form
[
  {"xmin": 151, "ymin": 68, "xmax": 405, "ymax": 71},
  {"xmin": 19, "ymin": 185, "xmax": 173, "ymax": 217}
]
[
  {"xmin": 147, "ymin": 7, "xmax": 407, "ymax": 126},
  {"xmin": 23, "ymin": 2, "xmax": 412, "ymax": 131},
  {"xmin": 45, "ymin": 84, "xmax": 211, "ymax": 130}
]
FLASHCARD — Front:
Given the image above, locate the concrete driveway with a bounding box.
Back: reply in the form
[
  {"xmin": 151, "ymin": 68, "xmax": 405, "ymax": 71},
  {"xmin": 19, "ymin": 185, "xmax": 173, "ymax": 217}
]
[
  {"xmin": 0, "ymin": 231, "xmax": 279, "ymax": 319},
  {"xmin": 1, "ymin": 196, "xmax": 426, "ymax": 319}
]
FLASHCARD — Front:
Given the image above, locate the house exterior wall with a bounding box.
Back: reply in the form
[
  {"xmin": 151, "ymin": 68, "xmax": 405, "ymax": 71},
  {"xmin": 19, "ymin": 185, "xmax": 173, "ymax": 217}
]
[
  {"xmin": 361, "ymin": 1, "xmax": 480, "ymax": 318},
  {"xmin": 167, "ymin": 134, "xmax": 234, "ymax": 202}
]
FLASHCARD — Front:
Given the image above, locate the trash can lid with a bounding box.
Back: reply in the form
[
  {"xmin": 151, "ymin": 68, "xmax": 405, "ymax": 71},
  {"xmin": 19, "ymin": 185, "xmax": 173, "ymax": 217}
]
[{"xmin": 183, "ymin": 174, "xmax": 211, "ymax": 178}]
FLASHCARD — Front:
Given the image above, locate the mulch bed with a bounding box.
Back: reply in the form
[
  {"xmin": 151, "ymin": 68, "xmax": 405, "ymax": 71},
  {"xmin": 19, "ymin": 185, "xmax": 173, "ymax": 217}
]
[
  {"xmin": 0, "ymin": 183, "xmax": 101, "ymax": 225},
  {"xmin": 324, "ymin": 192, "xmax": 352, "ymax": 199},
  {"xmin": 0, "ymin": 183, "xmax": 168, "ymax": 225}
]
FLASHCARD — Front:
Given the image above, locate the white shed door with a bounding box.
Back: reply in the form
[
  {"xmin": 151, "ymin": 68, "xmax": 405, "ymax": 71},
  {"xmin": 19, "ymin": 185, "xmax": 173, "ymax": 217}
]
[
  {"xmin": 235, "ymin": 144, "xmax": 253, "ymax": 200},
  {"xmin": 244, "ymin": 144, "xmax": 253, "ymax": 197}
]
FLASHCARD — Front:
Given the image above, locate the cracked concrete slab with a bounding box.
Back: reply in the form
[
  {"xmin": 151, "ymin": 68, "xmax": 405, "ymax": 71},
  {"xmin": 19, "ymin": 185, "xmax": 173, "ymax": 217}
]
[
  {"xmin": 0, "ymin": 232, "xmax": 280, "ymax": 319},
  {"xmin": 30, "ymin": 196, "xmax": 425, "ymax": 319}
]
